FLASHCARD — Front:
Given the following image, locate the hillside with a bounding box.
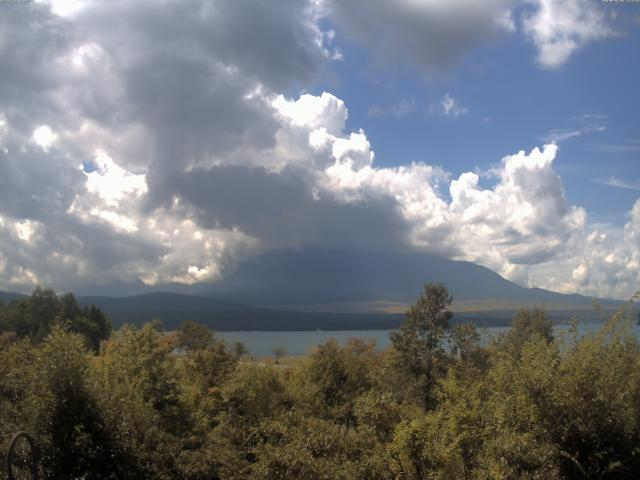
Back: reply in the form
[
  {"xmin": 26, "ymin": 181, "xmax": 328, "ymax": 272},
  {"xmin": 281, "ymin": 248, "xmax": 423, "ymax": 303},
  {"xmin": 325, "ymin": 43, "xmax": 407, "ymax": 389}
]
[
  {"xmin": 76, "ymin": 292, "xmax": 402, "ymax": 331},
  {"xmin": 0, "ymin": 249, "xmax": 628, "ymax": 331},
  {"xmin": 0, "ymin": 290, "xmax": 26, "ymax": 304},
  {"xmin": 207, "ymin": 249, "xmax": 618, "ymax": 308}
]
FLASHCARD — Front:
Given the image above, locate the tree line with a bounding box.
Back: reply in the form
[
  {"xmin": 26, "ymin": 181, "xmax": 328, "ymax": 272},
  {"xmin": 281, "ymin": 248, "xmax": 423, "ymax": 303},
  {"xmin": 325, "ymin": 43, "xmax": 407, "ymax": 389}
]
[{"xmin": 1, "ymin": 284, "xmax": 639, "ymax": 479}]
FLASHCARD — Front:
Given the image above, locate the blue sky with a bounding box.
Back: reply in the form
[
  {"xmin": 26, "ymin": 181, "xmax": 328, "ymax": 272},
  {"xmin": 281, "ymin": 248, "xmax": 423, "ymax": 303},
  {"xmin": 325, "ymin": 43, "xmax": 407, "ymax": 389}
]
[
  {"xmin": 0, "ymin": 0, "xmax": 638, "ymax": 299},
  {"xmin": 313, "ymin": 5, "xmax": 640, "ymax": 221}
]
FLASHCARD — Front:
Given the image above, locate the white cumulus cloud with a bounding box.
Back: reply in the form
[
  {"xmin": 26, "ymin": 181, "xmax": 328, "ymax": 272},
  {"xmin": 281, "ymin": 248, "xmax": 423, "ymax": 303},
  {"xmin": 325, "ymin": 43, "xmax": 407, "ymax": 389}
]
[{"xmin": 523, "ymin": 0, "xmax": 614, "ymax": 69}]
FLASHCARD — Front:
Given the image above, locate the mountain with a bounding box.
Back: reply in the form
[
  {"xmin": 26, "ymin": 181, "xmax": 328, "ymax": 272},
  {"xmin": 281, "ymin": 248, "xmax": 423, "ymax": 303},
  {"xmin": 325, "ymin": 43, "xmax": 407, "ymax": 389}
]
[
  {"xmin": 206, "ymin": 248, "xmax": 615, "ymax": 308},
  {"xmin": 76, "ymin": 292, "xmax": 402, "ymax": 331},
  {"xmin": 0, "ymin": 291, "xmax": 27, "ymax": 304},
  {"xmin": 1, "ymin": 288, "xmax": 402, "ymax": 331},
  {"xmin": 1, "ymin": 249, "xmax": 629, "ymax": 331}
]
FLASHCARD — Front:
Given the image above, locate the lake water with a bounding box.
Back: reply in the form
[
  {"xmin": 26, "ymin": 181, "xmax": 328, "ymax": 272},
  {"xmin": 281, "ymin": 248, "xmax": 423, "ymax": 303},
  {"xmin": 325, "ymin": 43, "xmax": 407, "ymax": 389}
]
[{"xmin": 219, "ymin": 322, "xmax": 640, "ymax": 358}]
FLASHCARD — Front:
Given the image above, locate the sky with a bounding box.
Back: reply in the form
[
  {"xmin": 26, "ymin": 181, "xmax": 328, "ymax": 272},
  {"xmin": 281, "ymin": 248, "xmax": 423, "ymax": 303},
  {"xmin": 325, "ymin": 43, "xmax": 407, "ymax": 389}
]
[{"xmin": 0, "ymin": 0, "xmax": 638, "ymax": 299}]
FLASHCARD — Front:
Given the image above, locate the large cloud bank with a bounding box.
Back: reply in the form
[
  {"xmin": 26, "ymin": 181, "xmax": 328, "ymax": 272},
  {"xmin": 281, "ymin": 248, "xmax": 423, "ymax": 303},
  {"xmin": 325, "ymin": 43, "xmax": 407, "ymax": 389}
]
[
  {"xmin": 0, "ymin": 0, "xmax": 636, "ymax": 299},
  {"xmin": 326, "ymin": 0, "xmax": 615, "ymax": 71}
]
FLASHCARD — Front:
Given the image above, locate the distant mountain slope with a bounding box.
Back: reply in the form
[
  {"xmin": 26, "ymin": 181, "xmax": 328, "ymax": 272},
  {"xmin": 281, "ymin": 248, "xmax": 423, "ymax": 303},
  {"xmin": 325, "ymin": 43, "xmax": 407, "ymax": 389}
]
[
  {"xmin": 0, "ymin": 287, "xmax": 625, "ymax": 332},
  {"xmin": 75, "ymin": 291, "xmax": 621, "ymax": 332},
  {"xmin": 206, "ymin": 249, "xmax": 614, "ymax": 307},
  {"xmin": 77, "ymin": 292, "xmax": 402, "ymax": 331},
  {"xmin": 0, "ymin": 291, "xmax": 27, "ymax": 303},
  {"xmin": 1, "ymin": 249, "xmax": 628, "ymax": 331}
]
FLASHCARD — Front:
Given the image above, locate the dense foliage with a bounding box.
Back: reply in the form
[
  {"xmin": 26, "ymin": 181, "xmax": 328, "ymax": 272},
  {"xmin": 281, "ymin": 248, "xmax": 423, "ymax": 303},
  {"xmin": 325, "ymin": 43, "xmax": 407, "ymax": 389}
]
[
  {"xmin": 1, "ymin": 284, "xmax": 640, "ymax": 479},
  {"xmin": 0, "ymin": 287, "xmax": 111, "ymax": 351}
]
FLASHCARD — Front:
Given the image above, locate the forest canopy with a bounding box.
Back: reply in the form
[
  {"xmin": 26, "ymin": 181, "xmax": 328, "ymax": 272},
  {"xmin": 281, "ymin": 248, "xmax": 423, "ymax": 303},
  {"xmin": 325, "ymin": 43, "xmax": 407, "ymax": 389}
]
[
  {"xmin": 1, "ymin": 284, "xmax": 640, "ymax": 479},
  {"xmin": 0, "ymin": 287, "xmax": 111, "ymax": 351}
]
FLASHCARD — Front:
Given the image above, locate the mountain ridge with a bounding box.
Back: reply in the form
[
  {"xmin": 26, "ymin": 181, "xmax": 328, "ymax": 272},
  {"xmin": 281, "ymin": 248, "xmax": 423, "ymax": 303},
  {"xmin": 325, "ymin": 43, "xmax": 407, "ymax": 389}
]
[
  {"xmin": 0, "ymin": 249, "xmax": 628, "ymax": 331},
  {"xmin": 206, "ymin": 249, "xmax": 618, "ymax": 307}
]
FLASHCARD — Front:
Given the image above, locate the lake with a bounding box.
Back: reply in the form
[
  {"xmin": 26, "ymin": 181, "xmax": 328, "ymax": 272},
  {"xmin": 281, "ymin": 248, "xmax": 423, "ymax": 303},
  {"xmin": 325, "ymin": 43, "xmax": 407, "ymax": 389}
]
[{"xmin": 219, "ymin": 322, "xmax": 640, "ymax": 358}]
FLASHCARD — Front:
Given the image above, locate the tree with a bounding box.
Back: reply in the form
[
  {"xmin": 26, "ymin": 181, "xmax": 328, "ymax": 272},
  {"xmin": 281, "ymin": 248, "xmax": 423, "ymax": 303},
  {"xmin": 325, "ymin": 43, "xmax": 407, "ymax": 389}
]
[
  {"xmin": 220, "ymin": 364, "xmax": 289, "ymax": 428},
  {"xmin": 19, "ymin": 287, "xmax": 59, "ymax": 342},
  {"xmin": 184, "ymin": 338, "xmax": 238, "ymax": 395},
  {"xmin": 58, "ymin": 292, "xmax": 82, "ymax": 323},
  {"xmin": 80, "ymin": 304, "xmax": 112, "ymax": 351},
  {"xmin": 56, "ymin": 294, "xmax": 112, "ymax": 352},
  {"xmin": 272, "ymin": 346, "xmax": 287, "ymax": 364},
  {"xmin": 292, "ymin": 338, "xmax": 375, "ymax": 429},
  {"xmin": 232, "ymin": 341, "xmax": 249, "ymax": 358},
  {"xmin": 91, "ymin": 323, "xmax": 193, "ymax": 478},
  {"xmin": 450, "ymin": 323, "xmax": 489, "ymax": 374},
  {"xmin": 354, "ymin": 390, "xmax": 400, "ymax": 441},
  {"xmin": 251, "ymin": 411, "xmax": 393, "ymax": 480},
  {"xmin": 10, "ymin": 324, "xmax": 126, "ymax": 480},
  {"xmin": 495, "ymin": 307, "xmax": 553, "ymax": 358},
  {"xmin": 390, "ymin": 283, "xmax": 452, "ymax": 408},
  {"xmin": 0, "ymin": 288, "xmax": 111, "ymax": 351},
  {"xmin": 176, "ymin": 320, "xmax": 214, "ymax": 351}
]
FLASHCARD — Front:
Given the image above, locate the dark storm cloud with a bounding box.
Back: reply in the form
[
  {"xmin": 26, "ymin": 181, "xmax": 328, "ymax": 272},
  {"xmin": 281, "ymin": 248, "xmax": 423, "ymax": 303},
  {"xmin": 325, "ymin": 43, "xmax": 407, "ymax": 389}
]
[
  {"xmin": 70, "ymin": 0, "xmax": 324, "ymax": 196},
  {"xmin": 77, "ymin": 0, "xmax": 326, "ymax": 90},
  {"xmin": 172, "ymin": 164, "xmax": 412, "ymax": 250},
  {"xmin": 326, "ymin": 0, "xmax": 514, "ymax": 72},
  {"xmin": 66, "ymin": 0, "xmax": 417, "ymax": 253},
  {"xmin": 0, "ymin": 143, "xmax": 85, "ymax": 221},
  {"xmin": 0, "ymin": 211, "xmax": 168, "ymax": 291},
  {"xmin": 0, "ymin": 0, "xmax": 327, "ymax": 198},
  {"xmin": 0, "ymin": 3, "xmax": 76, "ymax": 132},
  {"xmin": 0, "ymin": 140, "xmax": 167, "ymax": 292},
  {"xmin": 0, "ymin": 0, "xmax": 420, "ymax": 290},
  {"xmin": 122, "ymin": 54, "xmax": 277, "ymax": 176}
]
